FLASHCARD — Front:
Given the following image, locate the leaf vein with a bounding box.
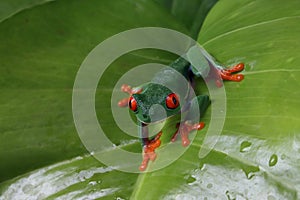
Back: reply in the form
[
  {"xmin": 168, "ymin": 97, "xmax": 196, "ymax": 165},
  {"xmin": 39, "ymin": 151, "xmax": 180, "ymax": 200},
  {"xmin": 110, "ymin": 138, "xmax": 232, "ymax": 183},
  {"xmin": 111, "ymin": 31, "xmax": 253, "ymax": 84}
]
[
  {"xmin": 244, "ymin": 69, "xmax": 300, "ymax": 75},
  {"xmin": 203, "ymin": 15, "xmax": 300, "ymax": 46}
]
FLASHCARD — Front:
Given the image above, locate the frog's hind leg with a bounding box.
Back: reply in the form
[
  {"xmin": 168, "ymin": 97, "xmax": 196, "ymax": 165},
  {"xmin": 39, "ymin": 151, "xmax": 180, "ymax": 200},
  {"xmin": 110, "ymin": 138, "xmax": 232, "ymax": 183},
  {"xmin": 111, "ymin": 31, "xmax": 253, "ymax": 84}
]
[
  {"xmin": 171, "ymin": 95, "xmax": 210, "ymax": 146},
  {"xmin": 218, "ymin": 63, "xmax": 244, "ymax": 82},
  {"xmin": 138, "ymin": 122, "xmax": 163, "ymax": 171},
  {"xmin": 139, "ymin": 131, "xmax": 162, "ymax": 171}
]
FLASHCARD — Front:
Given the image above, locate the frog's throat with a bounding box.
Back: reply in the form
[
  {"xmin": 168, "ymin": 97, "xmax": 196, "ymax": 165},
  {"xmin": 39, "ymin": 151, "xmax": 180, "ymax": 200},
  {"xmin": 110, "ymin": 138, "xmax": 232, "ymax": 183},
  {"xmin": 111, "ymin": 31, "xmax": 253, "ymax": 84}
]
[{"xmin": 138, "ymin": 117, "xmax": 168, "ymax": 125}]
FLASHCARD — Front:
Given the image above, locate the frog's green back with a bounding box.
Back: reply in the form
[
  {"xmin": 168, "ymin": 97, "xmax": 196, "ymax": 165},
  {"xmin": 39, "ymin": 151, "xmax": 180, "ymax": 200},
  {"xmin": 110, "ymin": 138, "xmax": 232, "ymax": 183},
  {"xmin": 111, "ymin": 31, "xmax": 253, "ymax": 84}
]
[
  {"xmin": 151, "ymin": 57, "xmax": 191, "ymax": 102},
  {"xmin": 169, "ymin": 56, "xmax": 191, "ymax": 79}
]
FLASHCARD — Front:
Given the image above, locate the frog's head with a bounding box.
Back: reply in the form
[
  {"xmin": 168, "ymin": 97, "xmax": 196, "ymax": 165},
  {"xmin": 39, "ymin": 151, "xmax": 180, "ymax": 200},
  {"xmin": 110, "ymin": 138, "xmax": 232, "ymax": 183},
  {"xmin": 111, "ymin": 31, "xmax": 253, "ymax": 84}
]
[{"xmin": 129, "ymin": 83, "xmax": 181, "ymax": 124}]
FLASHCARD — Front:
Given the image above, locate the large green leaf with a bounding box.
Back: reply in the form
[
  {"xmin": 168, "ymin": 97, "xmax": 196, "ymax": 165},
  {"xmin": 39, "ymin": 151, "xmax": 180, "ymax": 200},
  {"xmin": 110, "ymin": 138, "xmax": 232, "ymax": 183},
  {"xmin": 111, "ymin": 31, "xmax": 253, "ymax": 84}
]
[{"xmin": 1, "ymin": 0, "xmax": 300, "ymax": 199}]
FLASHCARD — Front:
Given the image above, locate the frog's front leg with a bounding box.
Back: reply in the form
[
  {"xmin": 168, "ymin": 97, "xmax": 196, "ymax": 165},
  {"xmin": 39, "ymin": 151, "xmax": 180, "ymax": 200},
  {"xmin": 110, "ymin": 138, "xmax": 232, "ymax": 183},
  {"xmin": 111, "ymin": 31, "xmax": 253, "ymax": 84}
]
[
  {"xmin": 171, "ymin": 121, "xmax": 205, "ymax": 146},
  {"xmin": 139, "ymin": 122, "xmax": 162, "ymax": 171},
  {"xmin": 171, "ymin": 95, "xmax": 210, "ymax": 146},
  {"xmin": 117, "ymin": 84, "xmax": 142, "ymax": 107}
]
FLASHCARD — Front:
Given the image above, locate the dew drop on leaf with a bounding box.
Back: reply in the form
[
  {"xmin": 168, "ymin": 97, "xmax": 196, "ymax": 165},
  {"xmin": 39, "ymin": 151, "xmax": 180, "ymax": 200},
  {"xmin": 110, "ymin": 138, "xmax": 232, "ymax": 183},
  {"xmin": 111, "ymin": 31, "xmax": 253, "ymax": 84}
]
[
  {"xmin": 269, "ymin": 154, "xmax": 278, "ymax": 167},
  {"xmin": 239, "ymin": 141, "xmax": 252, "ymax": 153},
  {"xmin": 88, "ymin": 181, "xmax": 97, "ymax": 186},
  {"xmin": 246, "ymin": 171, "xmax": 255, "ymax": 180},
  {"xmin": 22, "ymin": 184, "xmax": 34, "ymax": 194},
  {"xmin": 280, "ymin": 154, "xmax": 286, "ymax": 160},
  {"xmin": 242, "ymin": 165, "xmax": 260, "ymax": 180},
  {"xmin": 225, "ymin": 190, "xmax": 236, "ymax": 200},
  {"xmin": 185, "ymin": 175, "xmax": 196, "ymax": 184}
]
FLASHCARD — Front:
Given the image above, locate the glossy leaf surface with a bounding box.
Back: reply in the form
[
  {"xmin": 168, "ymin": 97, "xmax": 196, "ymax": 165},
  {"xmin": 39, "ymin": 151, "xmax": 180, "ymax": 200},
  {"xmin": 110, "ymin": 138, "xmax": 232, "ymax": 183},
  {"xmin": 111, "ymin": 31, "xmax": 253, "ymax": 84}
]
[{"xmin": 1, "ymin": 0, "xmax": 299, "ymax": 199}]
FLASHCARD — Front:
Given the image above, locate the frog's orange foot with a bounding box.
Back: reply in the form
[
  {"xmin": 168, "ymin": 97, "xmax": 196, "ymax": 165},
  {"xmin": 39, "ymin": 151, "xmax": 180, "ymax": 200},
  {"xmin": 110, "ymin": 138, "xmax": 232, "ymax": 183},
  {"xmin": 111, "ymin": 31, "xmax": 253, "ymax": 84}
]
[
  {"xmin": 118, "ymin": 98, "xmax": 130, "ymax": 107},
  {"xmin": 139, "ymin": 155, "xmax": 150, "ymax": 171},
  {"xmin": 171, "ymin": 121, "xmax": 205, "ymax": 147},
  {"xmin": 139, "ymin": 132, "xmax": 162, "ymax": 171},
  {"xmin": 118, "ymin": 84, "xmax": 142, "ymax": 107},
  {"xmin": 219, "ymin": 63, "xmax": 244, "ymax": 82}
]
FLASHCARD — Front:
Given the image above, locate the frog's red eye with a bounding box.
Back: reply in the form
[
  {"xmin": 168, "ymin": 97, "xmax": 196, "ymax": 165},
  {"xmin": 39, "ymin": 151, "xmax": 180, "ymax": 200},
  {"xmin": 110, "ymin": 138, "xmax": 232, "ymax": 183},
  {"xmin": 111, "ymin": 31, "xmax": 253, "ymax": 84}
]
[
  {"xmin": 129, "ymin": 96, "xmax": 137, "ymax": 112},
  {"xmin": 166, "ymin": 93, "xmax": 179, "ymax": 109}
]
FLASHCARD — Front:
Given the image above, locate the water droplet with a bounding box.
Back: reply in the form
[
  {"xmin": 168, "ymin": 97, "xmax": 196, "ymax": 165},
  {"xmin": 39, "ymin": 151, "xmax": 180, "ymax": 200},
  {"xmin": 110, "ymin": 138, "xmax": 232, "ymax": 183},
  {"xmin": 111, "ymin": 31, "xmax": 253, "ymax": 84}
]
[
  {"xmin": 246, "ymin": 171, "xmax": 255, "ymax": 179},
  {"xmin": 243, "ymin": 165, "xmax": 259, "ymax": 179},
  {"xmin": 269, "ymin": 154, "xmax": 278, "ymax": 167},
  {"xmin": 207, "ymin": 183, "xmax": 213, "ymax": 189},
  {"xmin": 240, "ymin": 141, "xmax": 252, "ymax": 153},
  {"xmin": 88, "ymin": 181, "xmax": 97, "ymax": 186},
  {"xmin": 22, "ymin": 184, "xmax": 34, "ymax": 194},
  {"xmin": 225, "ymin": 190, "xmax": 236, "ymax": 200},
  {"xmin": 185, "ymin": 175, "xmax": 196, "ymax": 184}
]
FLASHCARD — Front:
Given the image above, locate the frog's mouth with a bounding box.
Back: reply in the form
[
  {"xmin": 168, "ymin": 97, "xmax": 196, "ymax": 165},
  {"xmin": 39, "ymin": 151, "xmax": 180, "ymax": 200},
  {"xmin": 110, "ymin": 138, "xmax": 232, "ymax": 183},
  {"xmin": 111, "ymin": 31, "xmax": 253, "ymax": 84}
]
[
  {"xmin": 138, "ymin": 109, "xmax": 183, "ymax": 125},
  {"xmin": 138, "ymin": 116, "xmax": 168, "ymax": 125}
]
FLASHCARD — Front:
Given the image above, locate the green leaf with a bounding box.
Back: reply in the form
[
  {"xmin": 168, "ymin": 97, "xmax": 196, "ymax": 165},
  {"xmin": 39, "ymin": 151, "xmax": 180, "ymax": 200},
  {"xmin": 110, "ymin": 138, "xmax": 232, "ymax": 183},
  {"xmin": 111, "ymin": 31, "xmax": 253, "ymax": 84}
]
[
  {"xmin": 1, "ymin": 0, "xmax": 299, "ymax": 199},
  {"xmin": 130, "ymin": 0, "xmax": 300, "ymax": 199}
]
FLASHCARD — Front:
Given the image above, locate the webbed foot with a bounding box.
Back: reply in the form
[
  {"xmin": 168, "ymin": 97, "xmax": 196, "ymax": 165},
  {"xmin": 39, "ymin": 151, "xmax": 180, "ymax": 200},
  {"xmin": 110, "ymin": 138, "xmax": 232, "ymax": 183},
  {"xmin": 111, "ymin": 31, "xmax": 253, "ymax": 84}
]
[
  {"xmin": 139, "ymin": 131, "xmax": 162, "ymax": 171},
  {"xmin": 118, "ymin": 84, "xmax": 142, "ymax": 107},
  {"xmin": 171, "ymin": 121, "xmax": 205, "ymax": 146},
  {"xmin": 218, "ymin": 63, "xmax": 244, "ymax": 82}
]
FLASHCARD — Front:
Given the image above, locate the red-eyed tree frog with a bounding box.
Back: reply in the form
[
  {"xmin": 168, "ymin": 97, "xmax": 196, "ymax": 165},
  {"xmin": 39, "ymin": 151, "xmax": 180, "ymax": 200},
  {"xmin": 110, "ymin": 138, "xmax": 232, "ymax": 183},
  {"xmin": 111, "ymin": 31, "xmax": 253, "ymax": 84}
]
[{"xmin": 118, "ymin": 47, "xmax": 244, "ymax": 171}]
